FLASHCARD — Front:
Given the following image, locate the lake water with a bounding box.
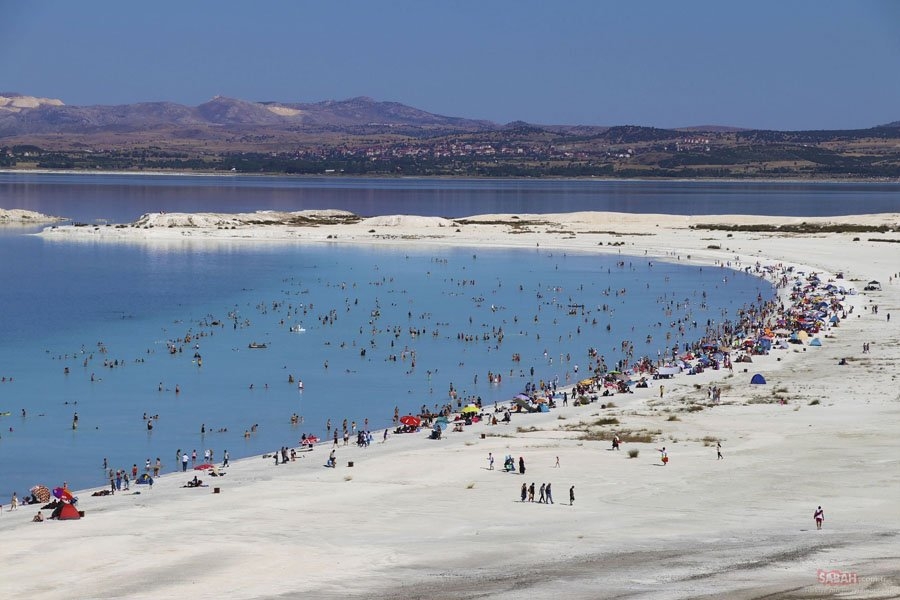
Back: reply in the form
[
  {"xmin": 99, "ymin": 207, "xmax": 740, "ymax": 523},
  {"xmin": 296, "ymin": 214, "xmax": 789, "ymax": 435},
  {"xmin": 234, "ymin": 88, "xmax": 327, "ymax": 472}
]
[
  {"xmin": 3, "ymin": 173, "xmax": 892, "ymax": 499},
  {"xmin": 1, "ymin": 173, "xmax": 899, "ymax": 223}
]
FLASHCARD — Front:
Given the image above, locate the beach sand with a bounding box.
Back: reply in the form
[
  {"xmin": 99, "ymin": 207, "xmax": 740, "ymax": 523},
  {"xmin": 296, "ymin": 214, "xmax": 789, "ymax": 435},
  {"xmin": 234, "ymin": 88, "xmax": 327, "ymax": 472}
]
[{"xmin": 4, "ymin": 210, "xmax": 899, "ymax": 599}]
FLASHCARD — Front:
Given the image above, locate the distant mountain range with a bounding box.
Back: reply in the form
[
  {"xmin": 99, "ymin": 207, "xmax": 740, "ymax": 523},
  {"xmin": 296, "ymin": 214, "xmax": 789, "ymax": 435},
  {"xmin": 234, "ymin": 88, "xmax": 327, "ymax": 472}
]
[
  {"xmin": 2, "ymin": 93, "xmax": 898, "ymax": 179},
  {"xmin": 4, "ymin": 92, "xmax": 896, "ymax": 140},
  {"xmin": 0, "ymin": 93, "xmax": 495, "ymax": 139}
]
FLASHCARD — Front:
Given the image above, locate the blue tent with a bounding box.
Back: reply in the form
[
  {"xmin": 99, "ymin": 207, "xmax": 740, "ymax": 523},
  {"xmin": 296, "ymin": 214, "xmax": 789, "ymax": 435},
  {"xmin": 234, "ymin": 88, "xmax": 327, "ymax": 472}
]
[
  {"xmin": 809, "ymin": 338, "xmax": 822, "ymax": 347},
  {"xmin": 135, "ymin": 474, "xmax": 153, "ymax": 485},
  {"xmin": 750, "ymin": 373, "xmax": 766, "ymax": 385}
]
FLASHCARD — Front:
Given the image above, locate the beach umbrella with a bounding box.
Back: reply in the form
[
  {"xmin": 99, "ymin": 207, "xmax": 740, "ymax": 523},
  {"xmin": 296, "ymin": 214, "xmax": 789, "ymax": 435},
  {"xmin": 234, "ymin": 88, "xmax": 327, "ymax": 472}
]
[
  {"xmin": 461, "ymin": 405, "xmax": 479, "ymax": 415},
  {"xmin": 52, "ymin": 486, "xmax": 74, "ymax": 501},
  {"xmin": 399, "ymin": 415, "xmax": 421, "ymax": 427},
  {"xmin": 30, "ymin": 485, "xmax": 51, "ymax": 503}
]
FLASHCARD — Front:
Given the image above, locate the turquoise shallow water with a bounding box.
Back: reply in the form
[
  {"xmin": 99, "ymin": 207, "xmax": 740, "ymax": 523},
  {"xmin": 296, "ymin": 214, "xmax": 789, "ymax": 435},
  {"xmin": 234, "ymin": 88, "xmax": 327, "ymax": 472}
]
[
  {"xmin": 0, "ymin": 230, "xmax": 770, "ymax": 498},
  {"xmin": 9, "ymin": 173, "xmax": 871, "ymax": 498}
]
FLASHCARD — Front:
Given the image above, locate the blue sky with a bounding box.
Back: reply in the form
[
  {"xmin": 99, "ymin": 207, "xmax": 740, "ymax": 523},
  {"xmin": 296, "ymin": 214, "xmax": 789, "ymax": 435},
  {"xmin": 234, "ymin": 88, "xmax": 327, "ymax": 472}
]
[{"xmin": 2, "ymin": 0, "xmax": 898, "ymax": 130}]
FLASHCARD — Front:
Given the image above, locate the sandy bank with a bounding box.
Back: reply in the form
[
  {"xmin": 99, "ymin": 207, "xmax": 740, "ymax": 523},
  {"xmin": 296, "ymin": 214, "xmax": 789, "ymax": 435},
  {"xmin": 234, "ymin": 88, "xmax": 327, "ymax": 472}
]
[{"xmin": 0, "ymin": 208, "xmax": 63, "ymax": 225}]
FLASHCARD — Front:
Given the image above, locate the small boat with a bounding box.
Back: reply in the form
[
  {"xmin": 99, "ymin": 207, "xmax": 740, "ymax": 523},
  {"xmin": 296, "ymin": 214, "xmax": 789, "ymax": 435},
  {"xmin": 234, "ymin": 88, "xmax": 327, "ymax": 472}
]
[
  {"xmin": 290, "ymin": 325, "xmax": 306, "ymax": 333},
  {"xmin": 248, "ymin": 342, "xmax": 268, "ymax": 349}
]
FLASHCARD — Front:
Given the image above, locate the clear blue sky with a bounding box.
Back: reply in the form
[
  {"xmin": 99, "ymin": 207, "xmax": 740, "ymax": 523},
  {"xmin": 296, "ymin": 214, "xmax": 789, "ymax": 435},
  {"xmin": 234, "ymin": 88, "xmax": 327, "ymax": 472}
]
[{"xmin": 2, "ymin": 0, "xmax": 899, "ymax": 130}]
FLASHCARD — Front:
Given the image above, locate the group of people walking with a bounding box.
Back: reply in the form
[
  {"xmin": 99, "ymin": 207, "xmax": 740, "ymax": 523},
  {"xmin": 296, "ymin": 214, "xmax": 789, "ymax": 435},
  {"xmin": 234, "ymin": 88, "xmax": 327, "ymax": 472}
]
[{"xmin": 521, "ymin": 482, "xmax": 554, "ymax": 504}]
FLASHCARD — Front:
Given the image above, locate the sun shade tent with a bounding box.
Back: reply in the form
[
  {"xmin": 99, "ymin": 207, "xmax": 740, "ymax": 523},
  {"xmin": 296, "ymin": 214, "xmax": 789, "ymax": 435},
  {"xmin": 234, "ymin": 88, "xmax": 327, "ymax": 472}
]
[
  {"xmin": 54, "ymin": 502, "xmax": 81, "ymax": 520},
  {"xmin": 809, "ymin": 338, "xmax": 822, "ymax": 346},
  {"xmin": 750, "ymin": 373, "xmax": 767, "ymax": 385}
]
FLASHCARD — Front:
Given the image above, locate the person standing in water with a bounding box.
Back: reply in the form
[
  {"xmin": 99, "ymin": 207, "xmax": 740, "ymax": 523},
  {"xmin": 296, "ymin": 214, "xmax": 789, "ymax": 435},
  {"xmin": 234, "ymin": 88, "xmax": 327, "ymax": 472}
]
[{"xmin": 814, "ymin": 506, "xmax": 825, "ymax": 530}]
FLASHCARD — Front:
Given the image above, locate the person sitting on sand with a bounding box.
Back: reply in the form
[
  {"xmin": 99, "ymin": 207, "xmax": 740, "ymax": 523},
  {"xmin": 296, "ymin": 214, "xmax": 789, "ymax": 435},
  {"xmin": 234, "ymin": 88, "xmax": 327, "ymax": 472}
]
[{"xmin": 33, "ymin": 511, "xmax": 43, "ymax": 522}]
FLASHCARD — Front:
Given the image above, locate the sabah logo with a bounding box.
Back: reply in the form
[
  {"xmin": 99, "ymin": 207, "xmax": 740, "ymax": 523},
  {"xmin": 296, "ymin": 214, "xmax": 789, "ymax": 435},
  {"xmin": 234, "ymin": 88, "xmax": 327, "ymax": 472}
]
[{"xmin": 817, "ymin": 569, "xmax": 858, "ymax": 585}]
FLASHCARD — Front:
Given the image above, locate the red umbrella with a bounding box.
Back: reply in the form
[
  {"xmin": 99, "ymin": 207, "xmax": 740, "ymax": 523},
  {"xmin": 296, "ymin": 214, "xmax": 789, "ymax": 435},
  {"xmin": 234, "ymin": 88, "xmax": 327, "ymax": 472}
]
[
  {"xmin": 194, "ymin": 463, "xmax": 214, "ymax": 470},
  {"xmin": 399, "ymin": 415, "xmax": 421, "ymax": 427}
]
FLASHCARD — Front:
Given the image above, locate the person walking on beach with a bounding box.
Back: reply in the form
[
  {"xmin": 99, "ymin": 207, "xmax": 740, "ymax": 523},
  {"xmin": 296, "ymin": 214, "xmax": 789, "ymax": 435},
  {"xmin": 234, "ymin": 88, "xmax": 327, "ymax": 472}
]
[
  {"xmin": 814, "ymin": 506, "xmax": 825, "ymax": 530},
  {"xmin": 546, "ymin": 483, "xmax": 553, "ymax": 504},
  {"xmin": 181, "ymin": 453, "xmax": 189, "ymax": 472},
  {"xmin": 538, "ymin": 483, "xmax": 546, "ymax": 503},
  {"xmin": 521, "ymin": 483, "xmax": 527, "ymax": 502},
  {"xmin": 716, "ymin": 441, "xmax": 724, "ymax": 460},
  {"xmin": 528, "ymin": 483, "xmax": 535, "ymax": 502},
  {"xmin": 488, "ymin": 452, "xmax": 494, "ymax": 470},
  {"xmin": 10, "ymin": 492, "xmax": 18, "ymax": 510},
  {"xmin": 555, "ymin": 456, "xmax": 560, "ymax": 467},
  {"xmin": 658, "ymin": 447, "xmax": 668, "ymax": 465},
  {"xmin": 223, "ymin": 450, "xmax": 229, "ymax": 467},
  {"xmin": 519, "ymin": 456, "xmax": 526, "ymax": 475},
  {"xmin": 569, "ymin": 485, "xmax": 575, "ymax": 506}
]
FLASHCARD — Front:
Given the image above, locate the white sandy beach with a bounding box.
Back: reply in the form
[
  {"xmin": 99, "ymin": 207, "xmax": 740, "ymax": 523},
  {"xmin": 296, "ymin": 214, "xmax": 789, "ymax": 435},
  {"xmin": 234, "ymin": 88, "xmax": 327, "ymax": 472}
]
[{"xmin": 4, "ymin": 210, "xmax": 900, "ymax": 599}]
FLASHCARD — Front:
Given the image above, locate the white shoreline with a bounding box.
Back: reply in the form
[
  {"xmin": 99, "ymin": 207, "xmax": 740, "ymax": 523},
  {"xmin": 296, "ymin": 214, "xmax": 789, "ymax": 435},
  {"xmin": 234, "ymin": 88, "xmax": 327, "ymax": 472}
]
[{"xmin": 5, "ymin": 210, "xmax": 900, "ymax": 599}]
